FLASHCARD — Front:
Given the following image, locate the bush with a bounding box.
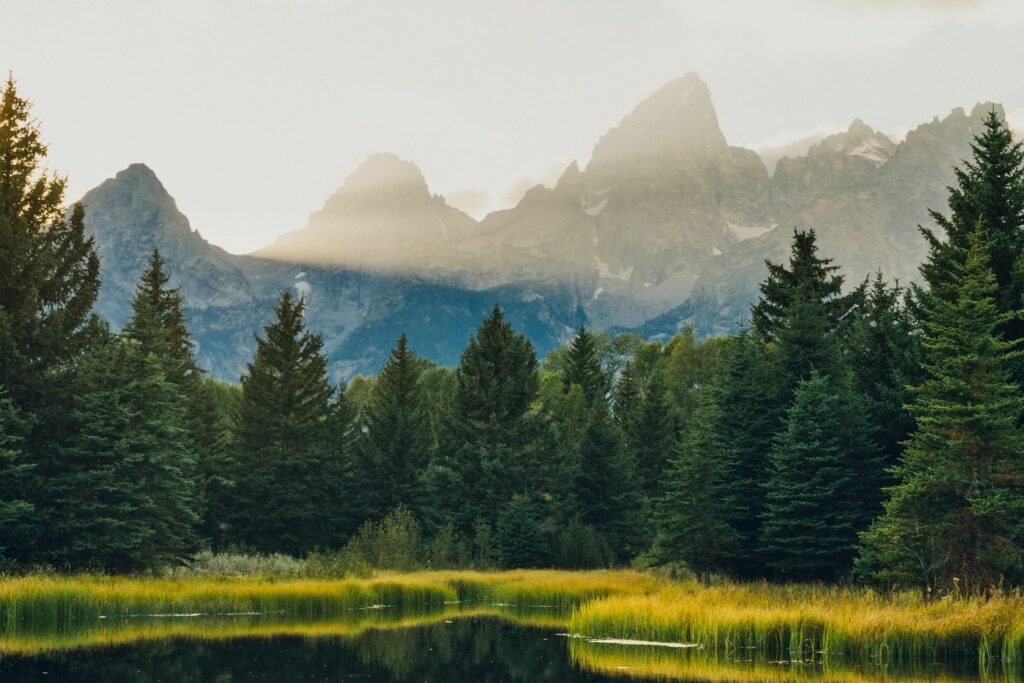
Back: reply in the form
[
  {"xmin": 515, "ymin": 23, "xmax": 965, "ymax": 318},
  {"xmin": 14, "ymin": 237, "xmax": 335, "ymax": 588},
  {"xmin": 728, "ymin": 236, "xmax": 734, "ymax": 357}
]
[
  {"xmin": 552, "ymin": 521, "xmax": 613, "ymax": 569},
  {"xmin": 426, "ymin": 520, "xmax": 471, "ymax": 569},
  {"xmin": 167, "ymin": 550, "xmax": 306, "ymax": 578},
  {"xmin": 343, "ymin": 506, "xmax": 424, "ymax": 571}
]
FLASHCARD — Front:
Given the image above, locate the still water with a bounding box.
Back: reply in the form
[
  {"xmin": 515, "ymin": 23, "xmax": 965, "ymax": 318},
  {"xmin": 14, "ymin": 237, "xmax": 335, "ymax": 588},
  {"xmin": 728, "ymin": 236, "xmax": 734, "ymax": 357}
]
[{"xmin": 0, "ymin": 606, "xmax": 994, "ymax": 682}]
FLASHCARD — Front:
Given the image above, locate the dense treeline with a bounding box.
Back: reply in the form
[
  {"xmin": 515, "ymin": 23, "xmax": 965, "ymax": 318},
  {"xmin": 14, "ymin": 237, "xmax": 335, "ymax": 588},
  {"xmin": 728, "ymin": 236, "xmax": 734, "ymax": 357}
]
[{"xmin": 3, "ymin": 77, "xmax": 1024, "ymax": 593}]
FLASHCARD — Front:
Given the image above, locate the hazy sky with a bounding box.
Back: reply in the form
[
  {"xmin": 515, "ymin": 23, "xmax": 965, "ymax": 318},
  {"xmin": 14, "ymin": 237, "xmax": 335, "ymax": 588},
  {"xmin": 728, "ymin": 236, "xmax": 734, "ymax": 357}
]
[{"xmin": 3, "ymin": 0, "xmax": 1023, "ymax": 253}]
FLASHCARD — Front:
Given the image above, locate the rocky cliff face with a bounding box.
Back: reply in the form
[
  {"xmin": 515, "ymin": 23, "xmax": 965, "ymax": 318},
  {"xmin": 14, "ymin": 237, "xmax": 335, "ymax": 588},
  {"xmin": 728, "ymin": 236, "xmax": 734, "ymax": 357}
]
[{"xmin": 80, "ymin": 77, "xmax": 1006, "ymax": 379}]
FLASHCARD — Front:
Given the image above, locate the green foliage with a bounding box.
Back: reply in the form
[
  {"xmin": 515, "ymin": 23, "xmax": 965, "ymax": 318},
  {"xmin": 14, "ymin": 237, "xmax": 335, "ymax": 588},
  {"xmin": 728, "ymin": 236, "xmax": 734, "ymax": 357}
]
[
  {"xmin": 860, "ymin": 226, "xmax": 1024, "ymax": 593},
  {"xmin": 232, "ymin": 291, "xmax": 339, "ymax": 555},
  {"xmin": 495, "ymin": 496, "xmax": 550, "ymax": 568},
  {"xmin": 574, "ymin": 402, "xmax": 645, "ymax": 561},
  {"xmin": 562, "ymin": 326, "xmax": 607, "ymax": 404},
  {"xmin": 551, "ymin": 521, "xmax": 613, "ymax": 569},
  {"xmin": 42, "ymin": 336, "xmax": 199, "ymax": 572},
  {"xmin": 434, "ymin": 306, "xmax": 540, "ymax": 531},
  {"xmin": 358, "ymin": 333, "xmax": 430, "ymax": 519},
  {"xmin": 654, "ymin": 390, "xmax": 739, "ymax": 582},
  {"xmin": 0, "ymin": 393, "xmax": 32, "ymax": 560},
  {"xmin": 761, "ymin": 372, "xmax": 875, "ymax": 581},
  {"xmin": 340, "ymin": 506, "xmax": 424, "ymax": 572}
]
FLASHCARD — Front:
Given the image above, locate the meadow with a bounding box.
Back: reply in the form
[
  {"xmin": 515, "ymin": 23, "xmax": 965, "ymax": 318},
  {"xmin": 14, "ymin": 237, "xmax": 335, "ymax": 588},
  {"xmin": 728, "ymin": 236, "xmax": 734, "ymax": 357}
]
[{"xmin": 3, "ymin": 569, "xmax": 1024, "ymax": 679}]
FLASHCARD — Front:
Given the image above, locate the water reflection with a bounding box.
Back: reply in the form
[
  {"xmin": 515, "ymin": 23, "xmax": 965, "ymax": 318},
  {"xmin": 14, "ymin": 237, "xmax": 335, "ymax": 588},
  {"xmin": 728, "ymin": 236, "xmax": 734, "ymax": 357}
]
[{"xmin": 0, "ymin": 606, "xmax": 1010, "ymax": 682}]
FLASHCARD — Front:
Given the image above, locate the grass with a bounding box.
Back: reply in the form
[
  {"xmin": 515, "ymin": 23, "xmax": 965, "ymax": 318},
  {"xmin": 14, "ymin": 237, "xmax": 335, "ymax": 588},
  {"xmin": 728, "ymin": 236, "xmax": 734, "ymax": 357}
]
[
  {"xmin": 568, "ymin": 581, "xmax": 1024, "ymax": 674},
  {"xmin": 3, "ymin": 570, "xmax": 1024, "ymax": 679}
]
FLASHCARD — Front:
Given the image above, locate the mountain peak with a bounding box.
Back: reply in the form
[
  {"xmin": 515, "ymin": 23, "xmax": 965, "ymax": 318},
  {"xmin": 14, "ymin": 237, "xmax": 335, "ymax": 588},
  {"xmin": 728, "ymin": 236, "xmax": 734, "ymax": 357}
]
[
  {"xmin": 327, "ymin": 153, "xmax": 431, "ymax": 208},
  {"xmin": 586, "ymin": 72, "xmax": 726, "ymax": 183}
]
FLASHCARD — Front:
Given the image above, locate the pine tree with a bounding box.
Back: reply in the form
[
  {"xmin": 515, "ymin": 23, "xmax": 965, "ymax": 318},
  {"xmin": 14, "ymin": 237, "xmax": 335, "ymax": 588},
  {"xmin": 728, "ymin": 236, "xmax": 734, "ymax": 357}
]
[
  {"xmin": 573, "ymin": 402, "xmax": 644, "ymax": 561},
  {"xmin": 859, "ymin": 226, "xmax": 1024, "ymax": 593},
  {"xmin": 0, "ymin": 77, "xmax": 101, "ymax": 410},
  {"xmin": 233, "ymin": 291, "xmax": 338, "ymax": 554},
  {"xmin": 752, "ymin": 229, "xmax": 857, "ymax": 345},
  {"xmin": 761, "ymin": 372, "xmax": 868, "ymax": 580},
  {"xmin": 435, "ymin": 307, "xmax": 540, "ymax": 531},
  {"xmin": 0, "ymin": 77, "xmax": 102, "ymax": 563},
  {"xmin": 0, "ymin": 392, "xmax": 32, "ymax": 561},
  {"xmin": 124, "ymin": 250, "xmax": 200, "ymax": 386},
  {"xmin": 359, "ymin": 333, "xmax": 431, "ymax": 520},
  {"xmin": 624, "ymin": 370, "xmax": 677, "ymax": 502},
  {"xmin": 42, "ymin": 337, "xmax": 198, "ymax": 571},
  {"xmin": 846, "ymin": 274, "xmax": 923, "ymax": 469},
  {"xmin": 711, "ymin": 328, "xmax": 783, "ymax": 578},
  {"xmin": 192, "ymin": 378, "xmax": 237, "ymax": 548},
  {"xmin": 495, "ymin": 496, "xmax": 550, "ymax": 568},
  {"xmin": 563, "ymin": 326, "xmax": 607, "ymax": 404},
  {"xmin": 654, "ymin": 391, "xmax": 738, "ymax": 584}
]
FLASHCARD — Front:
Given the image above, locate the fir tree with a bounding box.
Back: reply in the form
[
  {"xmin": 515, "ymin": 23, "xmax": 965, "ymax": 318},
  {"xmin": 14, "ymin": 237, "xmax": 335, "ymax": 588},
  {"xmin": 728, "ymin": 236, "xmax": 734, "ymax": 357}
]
[
  {"xmin": 846, "ymin": 274, "xmax": 923, "ymax": 469},
  {"xmin": 359, "ymin": 333, "xmax": 431, "ymax": 520},
  {"xmin": 624, "ymin": 370, "xmax": 677, "ymax": 502},
  {"xmin": 494, "ymin": 496, "xmax": 550, "ymax": 568},
  {"xmin": 761, "ymin": 372, "xmax": 868, "ymax": 580},
  {"xmin": 860, "ymin": 226, "xmax": 1024, "ymax": 593},
  {"xmin": 233, "ymin": 291, "xmax": 338, "ymax": 554},
  {"xmin": 711, "ymin": 328, "xmax": 783, "ymax": 578},
  {"xmin": 573, "ymin": 402, "xmax": 644, "ymax": 561},
  {"xmin": 42, "ymin": 337, "xmax": 198, "ymax": 571},
  {"xmin": 654, "ymin": 390, "xmax": 738, "ymax": 584},
  {"xmin": 435, "ymin": 307, "xmax": 540, "ymax": 531},
  {"xmin": 751, "ymin": 229, "xmax": 856, "ymax": 345},
  {"xmin": 124, "ymin": 250, "xmax": 200, "ymax": 386},
  {"xmin": 0, "ymin": 77, "xmax": 101, "ymax": 562},
  {"xmin": 563, "ymin": 326, "xmax": 607, "ymax": 404},
  {"xmin": 0, "ymin": 392, "xmax": 32, "ymax": 560}
]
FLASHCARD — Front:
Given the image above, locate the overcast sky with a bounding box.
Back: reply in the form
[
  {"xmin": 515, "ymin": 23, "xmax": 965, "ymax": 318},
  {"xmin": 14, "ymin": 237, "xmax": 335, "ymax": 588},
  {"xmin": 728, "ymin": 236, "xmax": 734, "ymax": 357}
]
[{"xmin": 3, "ymin": 0, "xmax": 1023, "ymax": 253}]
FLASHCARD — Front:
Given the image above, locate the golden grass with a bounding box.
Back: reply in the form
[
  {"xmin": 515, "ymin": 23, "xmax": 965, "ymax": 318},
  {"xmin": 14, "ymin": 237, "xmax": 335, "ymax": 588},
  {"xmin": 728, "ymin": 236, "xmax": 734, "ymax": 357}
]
[
  {"xmin": 569, "ymin": 581, "xmax": 1024, "ymax": 673},
  {"xmin": 4, "ymin": 570, "xmax": 1024, "ymax": 679}
]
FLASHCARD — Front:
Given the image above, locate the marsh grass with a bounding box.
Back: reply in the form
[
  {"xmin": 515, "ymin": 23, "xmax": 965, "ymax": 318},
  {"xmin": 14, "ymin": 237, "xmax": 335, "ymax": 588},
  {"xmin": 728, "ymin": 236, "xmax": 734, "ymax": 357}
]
[
  {"xmin": 569, "ymin": 581, "xmax": 1024, "ymax": 674},
  {"xmin": 4, "ymin": 570, "xmax": 1024, "ymax": 678}
]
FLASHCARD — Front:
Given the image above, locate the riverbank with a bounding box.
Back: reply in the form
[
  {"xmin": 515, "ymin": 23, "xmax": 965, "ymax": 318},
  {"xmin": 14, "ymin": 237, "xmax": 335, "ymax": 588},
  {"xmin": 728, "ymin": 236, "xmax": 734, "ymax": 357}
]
[{"xmin": 2, "ymin": 570, "xmax": 1023, "ymax": 674}]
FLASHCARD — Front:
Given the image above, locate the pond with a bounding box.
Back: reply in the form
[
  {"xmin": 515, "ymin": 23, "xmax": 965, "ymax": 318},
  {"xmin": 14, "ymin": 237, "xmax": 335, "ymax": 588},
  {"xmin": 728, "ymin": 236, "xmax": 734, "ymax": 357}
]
[{"xmin": 0, "ymin": 605, "xmax": 998, "ymax": 682}]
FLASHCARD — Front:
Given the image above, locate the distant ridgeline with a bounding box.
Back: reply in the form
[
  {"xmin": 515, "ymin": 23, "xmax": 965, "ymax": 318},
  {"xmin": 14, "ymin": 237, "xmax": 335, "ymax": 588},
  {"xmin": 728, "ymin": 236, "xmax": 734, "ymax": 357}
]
[
  {"xmin": 77, "ymin": 73, "xmax": 1007, "ymax": 381},
  {"xmin": 4, "ymin": 72, "xmax": 1024, "ymax": 597}
]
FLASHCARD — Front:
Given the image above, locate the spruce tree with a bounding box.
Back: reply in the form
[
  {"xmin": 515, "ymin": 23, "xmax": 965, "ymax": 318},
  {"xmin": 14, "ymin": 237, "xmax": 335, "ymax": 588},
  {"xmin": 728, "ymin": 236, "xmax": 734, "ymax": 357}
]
[
  {"xmin": 573, "ymin": 402, "xmax": 644, "ymax": 561},
  {"xmin": 0, "ymin": 77, "xmax": 101, "ymax": 411},
  {"xmin": 711, "ymin": 328, "xmax": 783, "ymax": 578},
  {"xmin": 0, "ymin": 77, "xmax": 102, "ymax": 562},
  {"xmin": 624, "ymin": 370, "xmax": 677, "ymax": 502},
  {"xmin": 0, "ymin": 393, "xmax": 32, "ymax": 561},
  {"xmin": 761, "ymin": 372, "xmax": 868, "ymax": 580},
  {"xmin": 495, "ymin": 496, "xmax": 550, "ymax": 568},
  {"xmin": 42, "ymin": 337, "xmax": 198, "ymax": 571},
  {"xmin": 435, "ymin": 307, "xmax": 540, "ymax": 531},
  {"xmin": 563, "ymin": 326, "xmax": 607, "ymax": 404},
  {"xmin": 654, "ymin": 391, "xmax": 738, "ymax": 584},
  {"xmin": 846, "ymin": 274, "xmax": 923, "ymax": 469},
  {"xmin": 359, "ymin": 333, "xmax": 431, "ymax": 520},
  {"xmin": 752, "ymin": 229, "xmax": 856, "ymax": 345},
  {"xmin": 233, "ymin": 291, "xmax": 338, "ymax": 554},
  {"xmin": 860, "ymin": 226, "xmax": 1024, "ymax": 593},
  {"xmin": 124, "ymin": 250, "xmax": 200, "ymax": 386}
]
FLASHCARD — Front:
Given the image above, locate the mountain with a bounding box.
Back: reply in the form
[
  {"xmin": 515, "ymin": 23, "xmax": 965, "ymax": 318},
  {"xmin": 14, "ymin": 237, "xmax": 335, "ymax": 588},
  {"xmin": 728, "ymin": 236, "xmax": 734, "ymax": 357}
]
[
  {"xmin": 643, "ymin": 103, "xmax": 1001, "ymax": 338},
  {"xmin": 79, "ymin": 76, "xmax": 1006, "ymax": 380},
  {"xmin": 256, "ymin": 153, "xmax": 478, "ymax": 271},
  {"xmin": 81, "ymin": 165, "xmax": 584, "ymax": 379}
]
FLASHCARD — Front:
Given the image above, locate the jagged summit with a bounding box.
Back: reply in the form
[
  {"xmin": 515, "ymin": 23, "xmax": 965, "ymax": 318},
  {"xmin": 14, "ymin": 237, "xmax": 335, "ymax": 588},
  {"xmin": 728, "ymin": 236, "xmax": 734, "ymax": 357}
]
[
  {"xmin": 325, "ymin": 152, "xmax": 432, "ymax": 208},
  {"xmin": 256, "ymin": 152, "xmax": 477, "ymax": 267},
  {"xmin": 587, "ymin": 72, "xmax": 725, "ymax": 182}
]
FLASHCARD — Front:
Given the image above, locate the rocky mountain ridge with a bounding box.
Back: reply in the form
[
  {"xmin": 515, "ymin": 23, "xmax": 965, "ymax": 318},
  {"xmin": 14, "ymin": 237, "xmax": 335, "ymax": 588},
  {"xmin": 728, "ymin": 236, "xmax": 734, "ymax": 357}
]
[{"xmin": 79, "ymin": 75, "xmax": 1005, "ymax": 379}]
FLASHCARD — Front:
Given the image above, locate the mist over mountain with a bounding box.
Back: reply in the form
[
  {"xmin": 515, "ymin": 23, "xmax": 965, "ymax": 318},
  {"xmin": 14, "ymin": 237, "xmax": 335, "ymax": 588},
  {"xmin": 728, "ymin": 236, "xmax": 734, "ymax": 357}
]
[{"xmin": 79, "ymin": 73, "xmax": 1003, "ymax": 379}]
